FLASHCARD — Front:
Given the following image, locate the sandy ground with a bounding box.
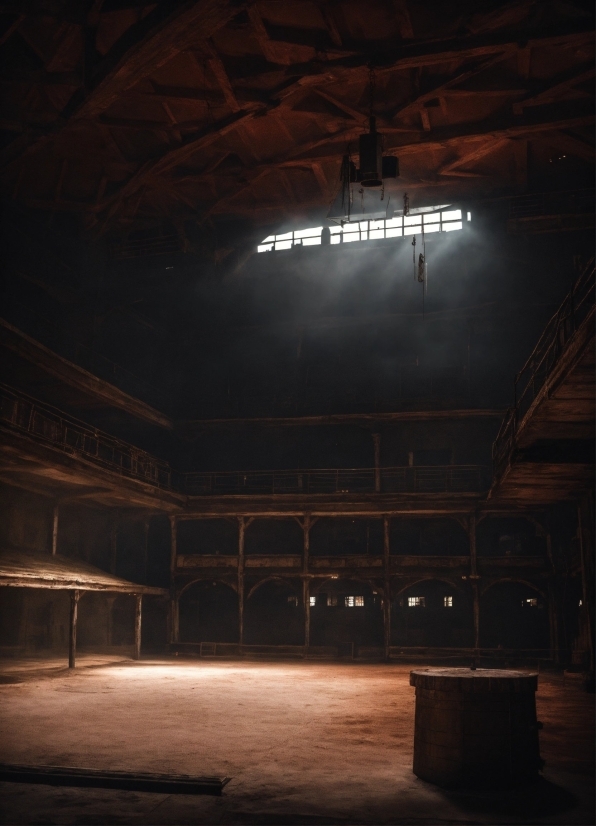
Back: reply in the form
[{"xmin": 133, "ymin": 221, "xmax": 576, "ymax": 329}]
[{"xmin": 0, "ymin": 656, "xmax": 593, "ymax": 825}]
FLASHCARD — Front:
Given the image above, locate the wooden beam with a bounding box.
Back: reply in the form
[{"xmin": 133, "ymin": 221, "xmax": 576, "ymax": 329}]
[
  {"xmin": 0, "ymin": 319, "xmax": 173, "ymax": 430},
  {"xmin": 72, "ymin": 1, "xmax": 247, "ymax": 120}
]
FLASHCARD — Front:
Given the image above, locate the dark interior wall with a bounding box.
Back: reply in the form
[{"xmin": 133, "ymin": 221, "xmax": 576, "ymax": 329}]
[
  {"xmin": 310, "ymin": 519, "xmax": 383, "ymax": 557},
  {"xmin": 390, "ymin": 519, "xmax": 469, "ymax": 556},
  {"xmin": 177, "ymin": 518, "xmax": 238, "ymax": 556},
  {"xmin": 392, "ymin": 580, "xmax": 473, "ymax": 647},
  {"xmin": 0, "ymin": 483, "xmax": 53, "ymax": 553}
]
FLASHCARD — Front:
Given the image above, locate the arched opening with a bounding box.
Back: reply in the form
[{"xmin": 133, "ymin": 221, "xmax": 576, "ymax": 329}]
[
  {"xmin": 391, "ymin": 580, "xmax": 472, "ymax": 647},
  {"xmin": 244, "ymin": 579, "xmax": 303, "ymax": 645},
  {"xmin": 179, "ymin": 581, "xmax": 238, "ymax": 643},
  {"xmin": 480, "ymin": 581, "xmax": 549, "ymax": 649},
  {"xmin": 244, "ymin": 519, "xmax": 303, "ymax": 556},
  {"xmin": 310, "ymin": 578, "xmax": 383, "ymax": 648},
  {"xmin": 390, "ymin": 518, "xmax": 468, "ymax": 556}
]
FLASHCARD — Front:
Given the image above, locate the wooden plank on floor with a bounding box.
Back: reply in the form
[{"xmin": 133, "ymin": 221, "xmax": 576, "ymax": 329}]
[{"xmin": 0, "ymin": 764, "xmax": 231, "ymax": 795}]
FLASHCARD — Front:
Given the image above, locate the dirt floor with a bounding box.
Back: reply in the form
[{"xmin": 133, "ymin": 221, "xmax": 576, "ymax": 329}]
[{"xmin": 0, "ymin": 656, "xmax": 593, "ymax": 825}]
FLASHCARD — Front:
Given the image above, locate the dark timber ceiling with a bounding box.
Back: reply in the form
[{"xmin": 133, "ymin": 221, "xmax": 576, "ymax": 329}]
[{"xmin": 0, "ymin": 0, "xmax": 594, "ymax": 249}]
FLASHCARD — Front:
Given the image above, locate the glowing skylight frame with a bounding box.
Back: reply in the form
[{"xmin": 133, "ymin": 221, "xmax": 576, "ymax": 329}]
[{"xmin": 257, "ymin": 209, "xmax": 466, "ymax": 252}]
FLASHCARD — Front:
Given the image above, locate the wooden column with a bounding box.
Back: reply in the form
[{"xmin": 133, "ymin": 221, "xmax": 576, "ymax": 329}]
[
  {"xmin": 238, "ymin": 516, "xmax": 245, "ymax": 646},
  {"xmin": 51, "ymin": 504, "xmax": 59, "ymax": 556},
  {"xmin": 169, "ymin": 516, "xmax": 178, "ymax": 645},
  {"xmin": 372, "ymin": 433, "xmax": 381, "ymax": 493},
  {"xmin": 134, "ymin": 595, "xmax": 142, "ymax": 660},
  {"xmin": 577, "ymin": 495, "xmax": 595, "ymax": 672},
  {"xmin": 110, "ymin": 521, "xmax": 118, "ymax": 574},
  {"xmin": 170, "ymin": 594, "xmax": 179, "ymax": 644},
  {"xmin": 69, "ymin": 590, "xmax": 80, "ymax": 669},
  {"xmin": 383, "ymin": 515, "xmax": 391, "ymax": 661},
  {"xmin": 469, "ymin": 515, "xmax": 480, "ymax": 649},
  {"xmin": 303, "ymin": 514, "xmax": 311, "ymax": 652},
  {"xmin": 143, "ymin": 520, "xmax": 150, "ymax": 583},
  {"xmin": 169, "ymin": 516, "xmax": 177, "ymax": 579}
]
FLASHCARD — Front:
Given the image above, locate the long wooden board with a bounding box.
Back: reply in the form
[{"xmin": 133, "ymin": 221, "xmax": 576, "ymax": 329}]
[{"xmin": 0, "ymin": 764, "xmax": 231, "ymax": 796}]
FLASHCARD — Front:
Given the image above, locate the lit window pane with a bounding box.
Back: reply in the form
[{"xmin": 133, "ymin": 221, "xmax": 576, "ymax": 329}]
[
  {"xmin": 302, "ymin": 236, "xmax": 321, "ymax": 246},
  {"xmin": 329, "ymin": 226, "xmax": 343, "ymax": 234},
  {"xmin": 359, "ymin": 221, "xmax": 369, "ymax": 231},
  {"xmin": 408, "ymin": 596, "xmax": 425, "ymax": 607},
  {"xmin": 294, "ymin": 226, "xmax": 322, "ymax": 239},
  {"xmin": 403, "ymin": 224, "xmax": 420, "ymax": 236},
  {"xmin": 443, "ymin": 596, "xmax": 453, "ymax": 607},
  {"xmin": 275, "ymin": 240, "xmax": 292, "ymax": 250},
  {"xmin": 262, "ymin": 235, "xmax": 275, "ymax": 243},
  {"xmin": 257, "ymin": 243, "xmax": 274, "ymax": 252},
  {"xmin": 276, "ymin": 231, "xmax": 293, "ymax": 241},
  {"xmin": 345, "ymin": 595, "xmax": 355, "ymax": 607},
  {"xmin": 354, "ymin": 596, "xmax": 364, "ymax": 607},
  {"xmin": 441, "ymin": 209, "xmax": 461, "ymax": 221},
  {"xmin": 404, "ymin": 215, "xmax": 421, "ymax": 226},
  {"xmin": 424, "ymin": 223, "xmax": 440, "ymax": 233},
  {"xmin": 443, "ymin": 221, "xmax": 463, "ymax": 232},
  {"xmin": 370, "ymin": 219, "xmax": 384, "ymax": 230},
  {"xmin": 330, "ymin": 235, "xmax": 341, "ymax": 244},
  {"xmin": 386, "ymin": 227, "xmax": 402, "ymax": 238},
  {"xmin": 423, "ymin": 213, "xmax": 440, "ymax": 224},
  {"xmin": 370, "ymin": 229, "xmax": 384, "ymax": 239},
  {"xmin": 327, "ymin": 595, "xmax": 337, "ymax": 607},
  {"xmin": 360, "ymin": 230, "xmax": 368, "ymax": 241},
  {"xmin": 310, "ymin": 596, "xmax": 316, "ymax": 607},
  {"xmin": 385, "ymin": 217, "xmax": 402, "ymax": 228},
  {"xmin": 343, "ymin": 232, "xmax": 360, "ymax": 242}
]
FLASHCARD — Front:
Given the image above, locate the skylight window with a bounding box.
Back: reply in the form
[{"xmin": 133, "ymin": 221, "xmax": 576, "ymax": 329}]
[{"xmin": 257, "ymin": 209, "xmax": 467, "ymax": 252}]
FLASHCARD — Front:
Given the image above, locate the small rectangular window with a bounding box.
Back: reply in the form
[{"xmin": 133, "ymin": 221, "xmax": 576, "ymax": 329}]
[
  {"xmin": 443, "ymin": 221, "xmax": 463, "ymax": 232},
  {"xmin": 523, "ymin": 598, "xmax": 538, "ymax": 607},
  {"xmin": 276, "ymin": 231, "xmax": 293, "ymax": 241},
  {"xmin": 294, "ymin": 227, "xmax": 322, "ymax": 239},
  {"xmin": 257, "ymin": 243, "xmax": 274, "ymax": 252},
  {"xmin": 309, "ymin": 596, "xmax": 316, "ymax": 607},
  {"xmin": 275, "ymin": 240, "xmax": 293, "ymax": 250},
  {"xmin": 441, "ymin": 209, "xmax": 462, "ymax": 221},
  {"xmin": 354, "ymin": 595, "xmax": 364, "ymax": 607},
  {"xmin": 408, "ymin": 596, "xmax": 425, "ymax": 607},
  {"xmin": 287, "ymin": 595, "xmax": 298, "ymax": 607},
  {"xmin": 345, "ymin": 595, "xmax": 355, "ymax": 607},
  {"xmin": 444, "ymin": 596, "xmax": 453, "ymax": 607},
  {"xmin": 327, "ymin": 595, "xmax": 338, "ymax": 607}
]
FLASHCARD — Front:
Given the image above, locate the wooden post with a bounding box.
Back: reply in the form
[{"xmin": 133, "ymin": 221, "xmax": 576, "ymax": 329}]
[
  {"xmin": 169, "ymin": 516, "xmax": 177, "ymax": 579},
  {"xmin": 472, "ymin": 582, "xmax": 480, "ymax": 650},
  {"xmin": 577, "ymin": 495, "xmax": 595, "ymax": 672},
  {"xmin": 143, "ymin": 521, "xmax": 150, "ymax": 583},
  {"xmin": 110, "ymin": 521, "xmax": 118, "ymax": 574},
  {"xmin": 238, "ymin": 516, "xmax": 245, "ymax": 646},
  {"xmin": 170, "ymin": 593, "xmax": 179, "ymax": 644},
  {"xmin": 372, "ymin": 433, "xmax": 381, "ymax": 493},
  {"xmin": 383, "ymin": 515, "xmax": 391, "ymax": 661},
  {"xmin": 303, "ymin": 514, "xmax": 311, "ymax": 652},
  {"xmin": 69, "ymin": 590, "xmax": 80, "ymax": 669},
  {"xmin": 51, "ymin": 504, "xmax": 59, "ymax": 556},
  {"xmin": 134, "ymin": 595, "xmax": 142, "ymax": 660},
  {"xmin": 469, "ymin": 515, "xmax": 480, "ymax": 650}
]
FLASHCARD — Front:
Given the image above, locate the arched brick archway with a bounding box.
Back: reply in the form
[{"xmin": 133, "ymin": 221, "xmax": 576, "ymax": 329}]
[
  {"xmin": 479, "ymin": 580, "xmax": 550, "ymax": 650},
  {"xmin": 178, "ymin": 580, "xmax": 239, "ymax": 644},
  {"xmin": 244, "ymin": 577, "xmax": 304, "ymax": 645},
  {"xmin": 309, "ymin": 577, "xmax": 383, "ymax": 649},
  {"xmin": 391, "ymin": 578, "xmax": 473, "ymax": 648}
]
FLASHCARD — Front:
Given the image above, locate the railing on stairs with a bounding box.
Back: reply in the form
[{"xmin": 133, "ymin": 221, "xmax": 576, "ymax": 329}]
[{"xmin": 492, "ymin": 258, "xmax": 595, "ymax": 476}]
